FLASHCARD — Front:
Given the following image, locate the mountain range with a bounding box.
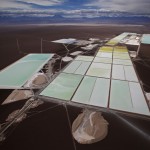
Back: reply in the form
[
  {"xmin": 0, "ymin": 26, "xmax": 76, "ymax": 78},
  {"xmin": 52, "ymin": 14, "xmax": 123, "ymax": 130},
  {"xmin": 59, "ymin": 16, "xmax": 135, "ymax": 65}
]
[{"xmin": 0, "ymin": 13, "xmax": 150, "ymax": 25}]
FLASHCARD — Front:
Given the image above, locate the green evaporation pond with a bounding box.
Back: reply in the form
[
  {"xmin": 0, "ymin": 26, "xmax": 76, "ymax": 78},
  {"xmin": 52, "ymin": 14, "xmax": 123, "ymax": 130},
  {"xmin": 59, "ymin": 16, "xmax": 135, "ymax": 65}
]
[
  {"xmin": 113, "ymin": 59, "xmax": 132, "ymax": 66},
  {"xmin": 86, "ymin": 63, "xmax": 111, "ymax": 78},
  {"xmin": 63, "ymin": 60, "xmax": 91, "ymax": 75},
  {"xmin": 94, "ymin": 57, "xmax": 112, "ymax": 64},
  {"xmin": 72, "ymin": 76, "xmax": 110, "ymax": 108},
  {"xmin": 109, "ymin": 80, "xmax": 133, "ymax": 112},
  {"xmin": 99, "ymin": 46, "xmax": 113, "ymax": 52},
  {"xmin": 20, "ymin": 54, "xmax": 53, "ymax": 62},
  {"xmin": 0, "ymin": 54, "xmax": 54, "ymax": 88},
  {"xmin": 40, "ymin": 73, "xmax": 83, "ymax": 101},
  {"xmin": 75, "ymin": 55, "xmax": 94, "ymax": 62}
]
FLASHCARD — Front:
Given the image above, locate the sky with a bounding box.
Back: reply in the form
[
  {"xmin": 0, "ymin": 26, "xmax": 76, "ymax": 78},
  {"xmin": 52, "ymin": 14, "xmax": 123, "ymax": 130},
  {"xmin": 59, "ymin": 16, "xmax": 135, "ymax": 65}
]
[{"xmin": 0, "ymin": 0, "xmax": 150, "ymax": 19}]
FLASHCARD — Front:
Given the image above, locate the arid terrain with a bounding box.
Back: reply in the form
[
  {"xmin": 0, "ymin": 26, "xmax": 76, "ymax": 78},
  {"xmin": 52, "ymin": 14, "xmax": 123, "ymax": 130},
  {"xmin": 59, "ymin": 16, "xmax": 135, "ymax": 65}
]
[
  {"xmin": 0, "ymin": 24, "xmax": 150, "ymax": 150},
  {"xmin": 0, "ymin": 24, "xmax": 150, "ymax": 69}
]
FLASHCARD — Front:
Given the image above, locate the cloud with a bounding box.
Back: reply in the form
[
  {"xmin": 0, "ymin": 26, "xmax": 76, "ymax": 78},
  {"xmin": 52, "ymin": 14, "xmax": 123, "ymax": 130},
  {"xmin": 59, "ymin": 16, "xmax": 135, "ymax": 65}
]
[
  {"xmin": 0, "ymin": 0, "xmax": 150, "ymax": 19},
  {"xmin": 0, "ymin": 0, "xmax": 65, "ymax": 10},
  {"xmin": 0, "ymin": 8, "xmax": 63, "ymax": 18},
  {"xmin": 1, "ymin": 7, "xmax": 150, "ymax": 19},
  {"xmin": 62, "ymin": 9, "xmax": 100, "ymax": 18},
  {"xmin": 1, "ymin": 0, "xmax": 150, "ymax": 14},
  {"xmin": 17, "ymin": 0, "xmax": 65, "ymax": 6},
  {"xmin": 85, "ymin": 0, "xmax": 150, "ymax": 14},
  {"xmin": 0, "ymin": 0, "xmax": 30, "ymax": 9},
  {"xmin": 0, "ymin": 0, "xmax": 67, "ymax": 18}
]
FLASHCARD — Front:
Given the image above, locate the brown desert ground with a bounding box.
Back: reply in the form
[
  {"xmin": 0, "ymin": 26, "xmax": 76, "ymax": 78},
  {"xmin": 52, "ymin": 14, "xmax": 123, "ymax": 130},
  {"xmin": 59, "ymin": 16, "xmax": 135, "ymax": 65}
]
[
  {"xmin": 0, "ymin": 24, "xmax": 150, "ymax": 150},
  {"xmin": 0, "ymin": 24, "xmax": 150, "ymax": 69}
]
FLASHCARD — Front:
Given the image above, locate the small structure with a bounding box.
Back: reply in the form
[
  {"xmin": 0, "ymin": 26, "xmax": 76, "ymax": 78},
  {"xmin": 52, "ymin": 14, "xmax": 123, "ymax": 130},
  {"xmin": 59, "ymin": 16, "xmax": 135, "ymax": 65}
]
[
  {"xmin": 89, "ymin": 38, "xmax": 100, "ymax": 43},
  {"xmin": 70, "ymin": 51, "xmax": 83, "ymax": 56},
  {"xmin": 52, "ymin": 38, "xmax": 93, "ymax": 62},
  {"xmin": 119, "ymin": 33, "xmax": 141, "ymax": 51},
  {"xmin": 81, "ymin": 44, "xmax": 99, "ymax": 51},
  {"xmin": 106, "ymin": 32, "xmax": 130, "ymax": 46}
]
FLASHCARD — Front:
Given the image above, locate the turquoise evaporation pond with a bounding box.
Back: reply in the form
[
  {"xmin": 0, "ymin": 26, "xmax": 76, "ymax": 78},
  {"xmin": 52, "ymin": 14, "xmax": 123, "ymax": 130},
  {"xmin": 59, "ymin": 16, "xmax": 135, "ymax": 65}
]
[
  {"xmin": 74, "ymin": 55, "xmax": 94, "ymax": 62},
  {"xmin": 112, "ymin": 65, "xmax": 138, "ymax": 82},
  {"xmin": 38, "ymin": 37, "xmax": 150, "ymax": 116},
  {"xmin": 109, "ymin": 80, "xmax": 150, "ymax": 116},
  {"xmin": 40, "ymin": 73, "xmax": 83, "ymax": 101},
  {"xmin": 86, "ymin": 62, "xmax": 111, "ymax": 78},
  {"xmin": 72, "ymin": 76, "xmax": 110, "ymax": 108},
  {"xmin": 113, "ymin": 59, "xmax": 132, "ymax": 66},
  {"xmin": 93, "ymin": 57, "xmax": 112, "ymax": 64},
  {"xmin": 141, "ymin": 34, "xmax": 150, "ymax": 44},
  {"xmin": 63, "ymin": 60, "xmax": 91, "ymax": 75},
  {"xmin": 0, "ymin": 54, "xmax": 54, "ymax": 89}
]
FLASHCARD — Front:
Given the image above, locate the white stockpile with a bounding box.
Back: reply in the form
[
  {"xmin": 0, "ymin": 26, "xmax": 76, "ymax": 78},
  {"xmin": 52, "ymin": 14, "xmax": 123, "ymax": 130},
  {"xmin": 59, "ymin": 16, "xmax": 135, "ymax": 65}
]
[{"xmin": 72, "ymin": 109, "xmax": 108, "ymax": 144}]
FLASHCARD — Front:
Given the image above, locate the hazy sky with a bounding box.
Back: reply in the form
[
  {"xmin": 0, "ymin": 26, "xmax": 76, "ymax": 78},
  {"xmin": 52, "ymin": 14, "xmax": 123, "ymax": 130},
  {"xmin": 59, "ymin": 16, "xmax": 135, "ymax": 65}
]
[{"xmin": 0, "ymin": 0, "xmax": 150, "ymax": 18}]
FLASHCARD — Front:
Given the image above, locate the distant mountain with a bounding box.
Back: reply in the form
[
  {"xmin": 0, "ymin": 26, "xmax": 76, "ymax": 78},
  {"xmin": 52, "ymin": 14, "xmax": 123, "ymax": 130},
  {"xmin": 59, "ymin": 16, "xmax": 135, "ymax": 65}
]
[
  {"xmin": 52, "ymin": 14, "xmax": 65, "ymax": 19},
  {"xmin": 0, "ymin": 13, "xmax": 150, "ymax": 25}
]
